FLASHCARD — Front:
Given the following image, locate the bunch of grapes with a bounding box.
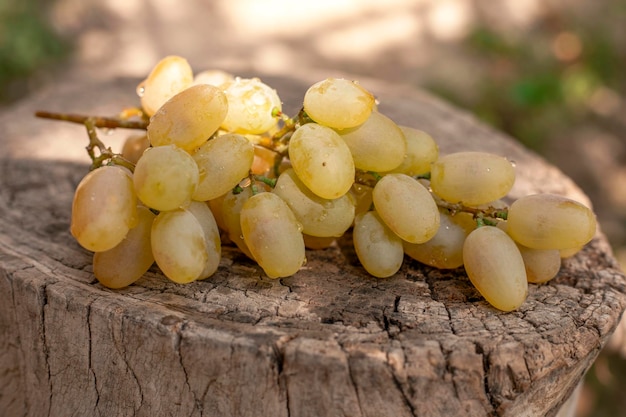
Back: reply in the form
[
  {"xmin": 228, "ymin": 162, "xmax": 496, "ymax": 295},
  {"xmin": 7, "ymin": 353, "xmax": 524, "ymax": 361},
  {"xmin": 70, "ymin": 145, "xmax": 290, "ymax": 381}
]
[{"xmin": 60, "ymin": 55, "xmax": 597, "ymax": 312}]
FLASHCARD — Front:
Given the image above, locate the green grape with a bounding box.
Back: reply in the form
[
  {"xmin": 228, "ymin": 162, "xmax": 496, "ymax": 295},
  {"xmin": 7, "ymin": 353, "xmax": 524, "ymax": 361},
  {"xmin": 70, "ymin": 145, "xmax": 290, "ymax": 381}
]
[
  {"xmin": 93, "ymin": 206, "xmax": 156, "ymax": 289},
  {"xmin": 403, "ymin": 211, "xmax": 475, "ymax": 269},
  {"xmin": 133, "ymin": 145, "xmax": 199, "ymax": 212},
  {"xmin": 350, "ymin": 183, "xmax": 373, "ymax": 219},
  {"xmin": 207, "ymin": 194, "xmax": 229, "ymax": 233},
  {"xmin": 507, "ymin": 194, "xmax": 596, "ymax": 250},
  {"xmin": 353, "ymin": 211, "xmax": 404, "ymax": 278},
  {"xmin": 151, "ymin": 202, "xmax": 221, "ymax": 284},
  {"xmin": 240, "ymin": 192, "xmax": 306, "ymax": 278},
  {"xmin": 221, "ymin": 186, "xmax": 255, "ymax": 260},
  {"xmin": 71, "ymin": 166, "xmax": 138, "ymax": 252},
  {"xmin": 372, "ymin": 173, "xmax": 440, "ymax": 244},
  {"xmin": 137, "ymin": 55, "xmax": 193, "ymax": 117},
  {"xmin": 430, "ymin": 151, "xmax": 515, "ymax": 206},
  {"xmin": 303, "ymin": 78, "xmax": 375, "ymax": 129},
  {"xmin": 288, "ymin": 123, "xmax": 355, "ymax": 199},
  {"xmin": 516, "ymin": 244, "xmax": 561, "ymax": 284},
  {"xmin": 272, "ymin": 168, "xmax": 355, "ymax": 237},
  {"xmin": 303, "ymin": 234, "xmax": 336, "ymax": 250},
  {"xmin": 192, "ymin": 133, "xmax": 254, "ymax": 201},
  {"xmin": 338, "ymin": 112, "xmax": 406, "ymax": 172},
  {"xmin": 463, "ymin": 226, "xmax": 528, "ymax": 312},
  {"xmin": 385, "ymin": 126, "xmax": 438, "ymax": 176},
  {"xmin": 147, "ymin": 84, "xmax": 228, "ymax": 151},
  {"xmin": 220, "ymin": 77, "xmax": 282, "ymax": 134}
]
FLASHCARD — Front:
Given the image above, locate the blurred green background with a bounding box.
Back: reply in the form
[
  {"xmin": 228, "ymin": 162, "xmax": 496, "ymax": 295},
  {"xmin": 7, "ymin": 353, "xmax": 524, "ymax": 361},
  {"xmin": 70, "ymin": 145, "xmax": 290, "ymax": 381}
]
[{"xmin": 2, "ymin": 0, "xmax": 625, "ymax": 415}]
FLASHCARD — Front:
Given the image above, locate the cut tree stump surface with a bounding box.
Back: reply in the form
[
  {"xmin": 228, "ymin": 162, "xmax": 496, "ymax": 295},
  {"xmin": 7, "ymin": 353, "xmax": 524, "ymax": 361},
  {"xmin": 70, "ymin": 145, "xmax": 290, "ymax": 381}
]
[{"xmin": 1, "ymin": 74, "xmax": 625, "ymax": 417}]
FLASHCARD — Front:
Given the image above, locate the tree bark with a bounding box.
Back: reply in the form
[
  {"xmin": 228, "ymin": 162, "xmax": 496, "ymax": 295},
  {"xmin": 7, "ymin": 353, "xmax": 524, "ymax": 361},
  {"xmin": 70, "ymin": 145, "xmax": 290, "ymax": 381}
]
[{"xmin": 1, "ymin": 74, "xmax": 625, "ymax": 417}]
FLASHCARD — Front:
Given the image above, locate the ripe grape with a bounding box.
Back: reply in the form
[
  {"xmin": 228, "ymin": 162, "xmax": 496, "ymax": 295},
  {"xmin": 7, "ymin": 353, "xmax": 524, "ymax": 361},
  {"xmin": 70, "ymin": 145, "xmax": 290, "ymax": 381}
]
[
  {"xmin": 151, "ymin": 202, "xmax": 221, "ymax": 283},
  {"xmin": 353, "ymin": 211, "xmax": 404, "ymax": 278},
  {"xmin": 386, "ymin": 126, "xmax": 438, "ymax": 176},
  {"xmin": 372, "ymin": 173, "xmax": 440, "ymax": 244},
  {"xmin": 220, "ymin": 77, "xmax": 282, "ymax": 134},
  {"xmin": 93, "ymin": 206, "xmax": 156, "ymax": 289},
  {"xmin": 121, "ymin": 134, "xmax": 150, "ymax": 165},
  {"xmin": 403, "ymin": 211, "xmax": 475, "ymax": 269},
  {"xmin": 147, "ymin": 84, "xmax": 228, "ymax": 151},
  {"xmin": 272, "ymin": 168, "xmax": 355, "ymax": 237},
  {"xmin": 192, "ymin": 133, "xmax": 254, "ymax": 201},
  {"xmin": 303, "ymin": 78, "xmax": 375, "ymax": 129},
  {"xmin": 516, "ymin": 245, "xmax": 561, "ymax": 284},
  {"xmin": 71, "ymin": 166, "xmax": 138, "ymax": 252},
  {"xmin": 221, "ymin": 186, "xmax": 255, "ymax": 260},
  {"xmin": 507, "ymin": 194, "xmax": 596, "ymax": 250},
  {"xmin": 133, "ymin": 145, "xmax": 199, "ymax": 212},
  {"xmin": 137, "ymin": 55, "xmax": 193, "ymax": 117},
  {"xmin": 338, "ymin": 111, "xmax": 406, "ymax": 172},
  {"xmin": 463, "ymin": 226, "xmax": 528, "ymax": 312},
  {"xmin": 193, "ymin": 69, "xmax": 234, "ymax": 88},
  {"xmin": 240, "ymin": 192, "xmax": 305, "ymax": 278},
  {"xmin": 303, "ymin": 234, "xmax": 336, "ymax": 250},
  {"xmin": 288, "ymin": 123, "xmax": 355, "ymax": 199},
  {"xmin": 430, "ymin": 151, "xmax": 515, "ymax": 206}
]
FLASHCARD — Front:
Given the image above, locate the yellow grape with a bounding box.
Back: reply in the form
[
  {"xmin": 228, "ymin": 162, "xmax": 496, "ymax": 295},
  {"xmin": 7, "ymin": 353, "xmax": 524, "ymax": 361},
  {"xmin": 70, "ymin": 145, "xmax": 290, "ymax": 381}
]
[
  {"xmin": 121, "ymin": 134, "xmax": 150, "ymax": 165},
  {"xmin": 251, "ymin": 145, "xmax": 278, "ymax": 176},
  {"xmin": 516, "ymin": 244, "xmax": 561, "ymax": 284},
  {"xmin": 221, "ymin": 187, "xmax": 255, "ymax": 260},
  {"xmin": 220, "ymin": 77, "xmax": 282, "ymax": 134},
  {"xmin": 463, "ymin": 226, "xmax": 528, "ymax": 311},
  {"xmin": 137, "ymin": 55, "xmax": 193, "ymax": 117},
  {"xmin": 430, "ymin": 151, "xmax": 515, "ymax": 206},
  {"xmin": 303, "ymin": 78, "xmax": 375, "ymax": 129},
  {"xmin": 272, "ymin": 168, "xmax": 355, "ymax": 237},
  {"xmin": 303, "ymin": 234, "xmax": 336, "ymax": 250},
  {"xmin": 192, "ymin": 133, "xmax": 254, "ymax": 201},
  {"xmin": 71, "ymin": 166, "xmax": 138, "ymax": 252},
  {"xmin": 240, "ymin": 192, "xmax": 306, "ymax": 278},
  {"xmin": 193, "ymin": 69, "xmax": 234, "ymax": 88},
  {"xmin": 288, "ymin": 123, "xmax": 355, "ymax": 199},
  {"xmin": 350, "ymin": 183, "xmax": 373, "ymax": 219},
  {"xmin": 93, "ymin": 206, "xmax": 156, "ymax": 289},
  {"xmin": 207, "ymin": 194, "xmax": 229, "ymax": 233},
  {"xmin": 353, "ymin": 211, "xmax": 404, "ymax": 278},
  {"xmin": 372, "ymin": 173, "xmax": 440, "ymax": 244},
  {"xmin": 507, "ymin": 194, "xmax": 596, "ymax": 250},
  {"xmin": 133, "ymin": 145, "xmax": 199, "ymax": 211},
  {"xmin": 151, "ymin": 202, "xmax": 221, "ymax": 284},
  {"xmin": 338, "ymin": 112, "xmax": 406, "ymax": 172},
  {"xmin": 147, "ymin": 84, "xmax": 229, "ymax": 151},
  {"xmin": 403, "ymin": 211, "xmax": 475, "ymax": 269},
  {"xmin": 386, "ymin": 126, "xmax": 438, "ymax": 176}
]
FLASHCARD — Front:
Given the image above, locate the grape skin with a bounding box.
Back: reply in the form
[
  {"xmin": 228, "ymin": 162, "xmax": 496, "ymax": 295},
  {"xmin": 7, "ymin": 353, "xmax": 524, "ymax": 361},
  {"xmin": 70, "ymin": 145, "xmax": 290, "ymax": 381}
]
[
  {"xmin": 220, "ymin": 77, "xmax": 282, "ymax": 134},
  {"xmin": 71, "ymin": 166, "xmax": 138, "ymax": 252},
  {"xmin": 138, "ymin": 55, "xmax": 193, "ymax": 117},
  {"xmin": 353, "ymin": 211, "xmax": 404, "ymax": 278}
]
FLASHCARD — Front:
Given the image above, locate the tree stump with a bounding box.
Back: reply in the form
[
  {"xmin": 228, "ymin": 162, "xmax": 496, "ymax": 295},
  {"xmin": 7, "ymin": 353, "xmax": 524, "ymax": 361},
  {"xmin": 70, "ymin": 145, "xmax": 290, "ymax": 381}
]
[{"xmin": 1, "ymin": 74, "xmax": 625, "ymax": 417}]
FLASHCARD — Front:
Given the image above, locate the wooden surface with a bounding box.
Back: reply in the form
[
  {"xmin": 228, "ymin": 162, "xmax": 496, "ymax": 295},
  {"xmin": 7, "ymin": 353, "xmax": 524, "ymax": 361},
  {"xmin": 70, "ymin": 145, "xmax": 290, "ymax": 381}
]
[{"xmin": 1, "ymin": 74, "xmax": 625, "ymax": 417}]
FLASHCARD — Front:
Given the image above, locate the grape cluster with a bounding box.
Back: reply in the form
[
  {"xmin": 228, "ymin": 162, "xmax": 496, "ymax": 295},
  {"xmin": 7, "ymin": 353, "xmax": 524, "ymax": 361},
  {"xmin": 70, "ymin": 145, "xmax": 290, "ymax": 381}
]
[{"xmin": 67, "ymin": 55, "xmax": 597, "ymax": 312}]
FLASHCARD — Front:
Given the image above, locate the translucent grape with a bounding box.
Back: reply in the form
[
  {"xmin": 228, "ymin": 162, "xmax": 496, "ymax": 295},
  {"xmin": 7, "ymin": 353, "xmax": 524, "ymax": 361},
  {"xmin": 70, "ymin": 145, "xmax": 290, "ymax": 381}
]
[
  {"xmin": 71, "ymin": 166, "xmax": 138, "ymax": 252},
  {"xmin": 463, "ymin": 226, "xmax": 528, "ymax": 312},
  {"xmin": 138, "ymin": 55, "xmax": 193, "ymax": 117},
  {"xmin": 251, "ymin": 145, "xmax": 278, "ymax": 176},
  {"xmin": 147, "ymin": 84, "xmax": 228, "ymax": 151},
  {"xmin": 507, "ymin": 194, "xmax": 596, "ymax": 250},
  {"xmin": 221, "ymin": 187, "xmax": 255, "ymax": 259},
  {"xmin": 288, "ymin": 123, "xmax": 355, "ymax": 199},
  {"xmin": 303, "ymin": 78, "xmax": 375, "ymax": 129},
  {"xmin": 121, "ymin": 134, "xmax": 150, "ymax": 165},
  {"xmin": 353, "ymin": 211, "xmax": 404, "ymax": 278},
  {"xmin": 386, "ymin": 126, "xmax": 438, "ymax": 176},
  {"xmin": 430, "ymin": 151, "xmax": 515, "ymax": 206},
  {"xmin": 303, "ymin": 234, "xmax": 336, "ymax": 250},
  {"xmin": 350, "ymin": 183, "xmax": 373, "ymax": 218},
  {"xmin": 151, "ymin": 202, "xmax": 221, "ymax": 283},
  {"xmin": 516, "ymin": 245, "xmax": 561, "ymax": 284},
  {"xmin": 403, "ymin": 211, "xmax": 475, "ymax": 269},
  {"xmin": 372, "ymin": 173, "xmax": 440, "ymax": 244},
  {"xmin": 272, "ymin": 168, "xmax": 355, "ymax": 237},
  {"xmin": 133, "ymin": 145, "xmax": 199, "ymax": 211},
  {"xmin": 93, "ymin": 206, "xmax": 155, "ymax": 289},
  {"xmin": 192, "ymin": 133, "xmax": 254, "ymax": 201},
  {"xmin": 220, "ymin": 77, "xmax": 282, "ymax": 134},
  {"xmin": 338, "ymin": 112, "xmax": 406, "ymax": 172},
  {"xmin": 240, "ymin": 192, "xmax": 306, "ymax": 278}
]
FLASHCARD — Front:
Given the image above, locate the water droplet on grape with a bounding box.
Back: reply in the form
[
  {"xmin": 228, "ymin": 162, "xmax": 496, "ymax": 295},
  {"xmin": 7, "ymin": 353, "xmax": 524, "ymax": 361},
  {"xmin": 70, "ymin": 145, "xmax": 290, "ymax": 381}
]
[{"xmin": 136, "ymin": 83, "xmax": 145, "ymax": 97}]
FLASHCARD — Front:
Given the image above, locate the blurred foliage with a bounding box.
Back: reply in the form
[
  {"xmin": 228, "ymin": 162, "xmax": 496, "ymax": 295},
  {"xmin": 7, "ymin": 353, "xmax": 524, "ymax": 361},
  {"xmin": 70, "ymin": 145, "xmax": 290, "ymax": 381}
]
[
  {"xmin": 0, "ymin": 0, "xmax": 70, "ymax": 103},
  {"xmin": 427, "ymin": 7, "xmax": 626, "ymax": 152}
]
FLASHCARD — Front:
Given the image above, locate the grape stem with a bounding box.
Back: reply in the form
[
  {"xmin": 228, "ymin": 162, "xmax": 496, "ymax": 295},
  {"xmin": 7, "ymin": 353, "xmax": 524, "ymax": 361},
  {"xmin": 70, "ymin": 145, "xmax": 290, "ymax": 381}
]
[
  {"xmin": 35, "ymin": 111, "xmax": 149, "ymax": 130},
  {"xmin": 84, "ymin": 118, "xmax": 135, "ymax": 172}
]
